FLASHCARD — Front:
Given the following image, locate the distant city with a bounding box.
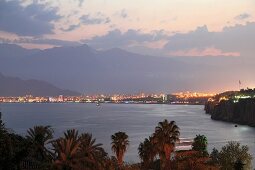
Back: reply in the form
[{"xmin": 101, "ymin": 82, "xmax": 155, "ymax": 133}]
[{"xmin": 0, "ymin": 91, "xmax": 215, "ymax": 105}]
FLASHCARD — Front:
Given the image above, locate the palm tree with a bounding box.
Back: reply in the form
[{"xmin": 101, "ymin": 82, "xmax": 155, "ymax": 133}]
[
  {"xmin": 138, "ymin": 136, "xmax": 156, "ymax": 170},
  {"xmin": 192, "ymin": 134, "xmax": 208, "ymax": 156},
  {"xmin": 51, "ymin": 129, "xmax": 81, "ymax": 170},
  {"xmin": 26, "ymin": 125, "xmax": 53, "ymax": 161},
  {"xmin": 153, "ymin": 119, "xmax": 180, "ymax": 170},
  {"xmin": 111, "ymin": 131, "xmax": 129, "ymax": 169},
  {"xmin": 79, "ymin": 133, "xmax": 107, "ymax": 170},
  {"xmin": 0, "ymin": 114, "xmax": 7, "ymax": 136}
]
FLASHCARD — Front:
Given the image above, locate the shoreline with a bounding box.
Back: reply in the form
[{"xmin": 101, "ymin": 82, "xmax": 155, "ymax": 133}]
[
  {"xmin": 211, "ymin": 116, "xmax": 255, "ymax": 127},
  {"xmin": 0, "ymin": 102, "xmax": 204, "ymax": 105}
]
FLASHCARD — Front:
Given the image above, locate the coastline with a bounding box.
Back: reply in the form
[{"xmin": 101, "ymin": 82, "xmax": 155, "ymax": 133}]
[{"xmin": 205, "ymin": 98, "xmax": 255, "ymax": 127}]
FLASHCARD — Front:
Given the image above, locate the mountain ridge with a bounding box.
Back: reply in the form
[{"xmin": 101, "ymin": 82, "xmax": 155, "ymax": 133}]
[
  {"xmin": 0, "ymin": 72, "xmax": 80, "ymax": 96},
  {"xmin": 0, "ymin": 43, "xmax": 240, "ymax": 94}
]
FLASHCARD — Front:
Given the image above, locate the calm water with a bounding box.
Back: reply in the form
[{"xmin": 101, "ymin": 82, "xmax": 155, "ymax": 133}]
[{"xmin": 1, "ymin": 103, "xmax": 255, "ymax": 164}]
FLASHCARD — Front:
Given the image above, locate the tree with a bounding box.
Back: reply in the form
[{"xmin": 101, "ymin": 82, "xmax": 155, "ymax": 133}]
[
  {"xmin": 210, "ymin": 148, "xmax": 219, "ymax": 164},
  {"xmin": 0, "ymin": 132, "xmax": 29, "ymax": 170},
  {"xmin": 52, "ymin": 129, "xmax": 81, "ymax": 170},
  {"xmin": 0, "ymin": 114, "xmax": 7, "ymax": 136},
  {"xmin": 138, "ymin": 137, "xmax": 156, "ymax": 169},
  {"xmin": 111, "ymin": 131, "xmax": 129, "ymax": 169},
  {"xmin": 192, "ymin": 134, "xmax": 208, "ymax": 156},
  {"xmin": 218, "ymin": 141, "xmax": 252, "ymax": 170},
  {"xmin": 153, "ymin": 119, "xmax": 180, "ymax": 170},
  {"xmin": 79, "ymin": 133, "xmax": 107, "ymax": 170},
  {"xmin": 234, "ymin": 159, "xmax": 245, "ymax": 170},
  {"xmin": 0, "ymin": 115, "xmax": 29, "ymax": 170},
  {"xmin": 26, "ymin": 125, "xmax": 54, "ymax": 162}
]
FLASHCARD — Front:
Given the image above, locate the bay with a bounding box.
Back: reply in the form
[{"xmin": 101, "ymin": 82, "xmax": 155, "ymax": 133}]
[{"xmin": 1, "ymin": 103, "xmax": 255, "ymax": 165}]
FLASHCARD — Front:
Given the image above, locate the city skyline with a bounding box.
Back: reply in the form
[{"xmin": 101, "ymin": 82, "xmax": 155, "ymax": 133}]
[{"xmin": 1, "ymin": 1, "xmax": 255, "ymax": 168}]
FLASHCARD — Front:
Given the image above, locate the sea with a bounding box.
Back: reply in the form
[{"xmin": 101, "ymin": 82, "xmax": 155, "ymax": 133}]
[{"xmin": 1, "ymin": 103, "xmax": 255, "ymax": 165}]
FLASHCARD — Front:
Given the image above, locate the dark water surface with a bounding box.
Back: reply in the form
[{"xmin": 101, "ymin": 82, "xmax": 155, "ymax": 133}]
[{"xmin": 1, "ymin": 103, "xmax": 255, "ymax": 165}]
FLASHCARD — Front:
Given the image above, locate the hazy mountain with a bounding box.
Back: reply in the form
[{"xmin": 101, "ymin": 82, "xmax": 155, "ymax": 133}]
[
  {"xmin": 0, "ymin": 73, "xmax": 80, "ymax": 96},
  {"xmin": 0, "ymin": 43, "xmax": 243, "ymax": 93},
  {"xmin": 0, "ymin": 43, "xmax": 40, "ymax": 58}
]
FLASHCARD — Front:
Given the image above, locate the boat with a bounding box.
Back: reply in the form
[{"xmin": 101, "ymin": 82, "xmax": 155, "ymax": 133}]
[{"xmin": 96, "ymin": 102, "xmax": 100, "ymax": 106}]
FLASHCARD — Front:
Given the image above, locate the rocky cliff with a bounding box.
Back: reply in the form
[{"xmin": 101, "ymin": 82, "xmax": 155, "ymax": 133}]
[{"xmin": 205, "ymin": 91, "xmax": 255, "ymax": 126}]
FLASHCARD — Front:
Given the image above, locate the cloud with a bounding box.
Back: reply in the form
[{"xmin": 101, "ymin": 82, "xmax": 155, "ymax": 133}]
[
  {"xmin": 235, "ymin": 13, "xmax": 251, "ymax": 20},
  {"xmin": 23, "ymin": 39, "xmax": 81, "ymax": 47},
  {"xmin": 0, "ymin": 37, "xmax": 81, "ymax": 47},
  {"xmin": 215, "ymin": 22, "xmax": 255, "ymax": 53},
  {"xmin": 80, "ymin": 15, "xmax": 110, "ymax": 25},
  {"xmin": 82, "ymin": 22, "xmax": 255, "ymax": 57},
  {"xmin": 164, "ymin": 22, "xmax": 255, "ymax": 57},
  {"xmin": 81, "ymin": 29, "xmax": 169, "ymax": 56},
  {"xmin": 129, "ymin": 40, "xmax": 168, "ymax": 49},
  {"xmin": 120, "ymin": 9, "xmax": 128, "ymax": 18},
  {"xmin": 168, "ymin": 47, "xmax": 240, "ymax": 57},
  {"xmin": 1, "ymin": 0, "xmax": 254, "ymax": 59},
  {"xmin": 0, "ymin": 0, "xmax": 61, "ymax": 36},
  {"xmin": 78, "ymin": 0, "xmax": 85, "ymax": 7},
  {"xmin": 59, "ymin": 12, "xmax": 111, "ymax": 32},
  {"xmin": 114, "ymin": 9, "xmax": 128, "ymax": 19},
  {"xmin": 82, "ymin": 29, "xmax": 168, "ymax": 50},
  {"xmin": 61, "ymin": 24, "xmax": 81, "ymax": 32},
  {"xmin": 164, "ymin": 25, "xmax": 213, "ymax": 51}
]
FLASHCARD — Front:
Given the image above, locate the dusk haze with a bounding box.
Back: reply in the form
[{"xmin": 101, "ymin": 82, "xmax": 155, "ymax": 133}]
[
  {"xmin": 0, "ymin": 0, "xmax": 255, "ymax": 170},
  {"xmin": 0, "ymin": 0, "xmax": 255, "ymax": 93}
]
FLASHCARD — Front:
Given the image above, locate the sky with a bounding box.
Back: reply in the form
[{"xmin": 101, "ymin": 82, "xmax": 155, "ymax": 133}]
[
  {"xmin": 0, "ymin": 0, "xmax": 254, "ymax": 57},
  {"xmin": 0, "ymin": 0, "xmax": 255, "ymax": 93}
]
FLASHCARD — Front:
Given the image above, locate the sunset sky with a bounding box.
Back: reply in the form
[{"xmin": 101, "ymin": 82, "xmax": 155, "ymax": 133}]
[
  {"xmin": 0, "ymin": 0, "xmax": 254, "ymax": 57},
  {"xmin": 0, "ymin": 0, "xmax": 255, "ymax": 92}
]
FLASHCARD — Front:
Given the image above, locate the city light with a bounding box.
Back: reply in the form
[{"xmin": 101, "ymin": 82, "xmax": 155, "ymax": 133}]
[{"xmin": 0, "ymin": 91, "xmax": 215, "ymax": 104}]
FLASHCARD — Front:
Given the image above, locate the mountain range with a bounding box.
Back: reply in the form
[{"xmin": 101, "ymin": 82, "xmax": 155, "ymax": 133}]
[
  {"xmin": 0, "ymin": 43, "xmax": 248, "ymax": 95},
  {"xmin": 0, "ymin": 72, "xmax": 80, "ymax": 96}
]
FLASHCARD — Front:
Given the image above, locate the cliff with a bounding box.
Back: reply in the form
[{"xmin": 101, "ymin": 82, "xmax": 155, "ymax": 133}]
[{"xmin": 205, "ymin": 90, "xmax": 255, "ymax": 126}]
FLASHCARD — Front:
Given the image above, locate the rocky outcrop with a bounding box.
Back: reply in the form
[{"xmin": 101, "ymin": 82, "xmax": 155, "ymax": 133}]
[{"xmin": 205, "ymin": 98, "xmax": 255, "ymax": 126}]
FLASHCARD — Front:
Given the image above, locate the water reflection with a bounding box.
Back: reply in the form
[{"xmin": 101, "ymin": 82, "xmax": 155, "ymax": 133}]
[{"xmin": 1, "ymin": 103, "xmax": 255, "ymax": 165}]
